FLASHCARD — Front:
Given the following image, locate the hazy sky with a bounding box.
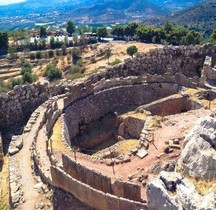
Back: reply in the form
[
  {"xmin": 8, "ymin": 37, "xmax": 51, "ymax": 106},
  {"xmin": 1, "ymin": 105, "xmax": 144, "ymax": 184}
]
[{"xmin": 0, "ymin": 0, "xmax": 26, "ymax": 6}]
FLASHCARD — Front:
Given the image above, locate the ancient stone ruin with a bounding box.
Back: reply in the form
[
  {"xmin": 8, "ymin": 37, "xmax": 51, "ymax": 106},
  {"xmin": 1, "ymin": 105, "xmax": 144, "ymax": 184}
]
[{"xmin": 1, "ymin": 44, "xmax": 216, "ymax": 209}]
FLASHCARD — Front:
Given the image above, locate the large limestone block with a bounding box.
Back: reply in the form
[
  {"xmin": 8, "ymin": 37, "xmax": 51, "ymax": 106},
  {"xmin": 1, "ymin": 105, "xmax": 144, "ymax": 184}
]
[
  {"xmin": 177, "ymin": 116, "xmax": 216, "ymax": 181},
  {"xmin": 147, "ymin": 171, "xmax": 179, "ymax": 210},
  {"xmin": 147, "ymin": 171, "xmax": 216, "ymax": 210}
]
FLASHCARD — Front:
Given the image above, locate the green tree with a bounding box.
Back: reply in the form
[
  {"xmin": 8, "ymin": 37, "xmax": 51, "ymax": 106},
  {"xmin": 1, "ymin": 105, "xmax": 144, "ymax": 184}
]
[
  {"xmin": 8, "ymin": 45, "xmax": 17, "ymax": 60},
  {"xmin": 20, "ymin": 58, "xmax": 32, "ymax": 74},
  {"xmin": 30, "ymin": 53, "xmax": 36, "ymax": 60},
  {"xmin": 40, "ymin": 26, "xmax": 47, "ymax": 38},
  {"xmin": 183, "ymin": 30, "xmax": 201, "ymax": 45},
  {"xmin": 61, "ymin": 44, "xmax": 67, "ymax": 55},
  {"xmin": 66, "ymin": 20, "xmax": 75, "ymax": 36},
  {"xmin": 124, "ymin": 22, "xmax": 139, "ymax": 39},
  {"xmin": 48, "ymin": 50, "xmax": 54, "ymax": 58},
  {"xmin": 73, "ymin": 34, "xmax": 78, "ymax": 46},
  {"xmin": 163, "ymin": 22, "xmax": 173, "ymax": 35},
  {"xmin": 11, "ymin": 30, "xmax": 27, "ymax": 46},
  {"xmin": 50, "ymin": 36, "xmax": 56, "ymax": 49},
  {"xmin": 210, "ymin": 29, "xmax": 216, "ymax": 44},
  {"xmin": 127, "ymin": 45, "xmax": 138, "ymax": 57},
  {"xmin": 97, "ymin": 27, "xmax": 108, "ymax": 38},
  {"xmin": 111, "ymin": 25, "xmax": 124, "ymax": 38},
  {"xmin": 36, "ymin": 51, "xmax": 42, "ymax": 59},
  {"xmin": 71, "ymin": 47, "xmax": 81, "ymax": 60},
  {"xmin": 0, "ymin": 31, "xmax": 9, "ymax": 50}
]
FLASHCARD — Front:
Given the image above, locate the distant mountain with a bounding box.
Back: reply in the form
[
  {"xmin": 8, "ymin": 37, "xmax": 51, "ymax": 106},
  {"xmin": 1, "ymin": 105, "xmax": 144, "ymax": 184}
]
[
  {"xmin": 64, "ymin": 0, "xmax": 168, "ymax": 23},
  {"xmin": 0, "ymin": 0, "xmax": 210, "ymax": 30},
  {"xmin": 150, "ymin": 0, "xmax": 216, "ymax": 35},
  {"xmin": 149, "ymin": 0, "xmax": 204, "ymax": 12},
  {"xmin": 0, "ymin": 0, "xmax": 166, "ymax": 18}
]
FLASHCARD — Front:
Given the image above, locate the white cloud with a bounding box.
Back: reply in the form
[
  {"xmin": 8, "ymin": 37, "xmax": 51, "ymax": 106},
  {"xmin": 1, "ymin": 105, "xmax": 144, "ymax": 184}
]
[{"xmin": 0, "ymin": 0, "xmax": 26, "ymax": 6}]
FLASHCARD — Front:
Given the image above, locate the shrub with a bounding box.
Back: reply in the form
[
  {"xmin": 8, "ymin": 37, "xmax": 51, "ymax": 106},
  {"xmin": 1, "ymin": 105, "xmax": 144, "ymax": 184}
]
[
  {"xmin": 77, "ymin": 59, "xmax": 83, "ymax": 67},
  {"xmin": 48, "ymin": 50, "xmax": 54, "ymax": 58},
  {"xmin": 10, "ymin": 77, "xmax": 23, "ymax": 88},
  {"xmin": 30, "ymin": 53, "xmax": 36, "ymax": 60},
  {"xmin": 20, "ymin": 58, "xmax": 32, "ymax": 75},
  {"xmin": 68, "ymin": 65, "xmax": 83, "ymax": 80},
  {"xmin": 42, "ymin": 52, "xmax": 48, "ymax": 59},
  {"xmin": 22, "ymin": 72, "xmax": 34, "ymax": 83},
  {"xmin": 61, "ymin": 44, "xmax": 67, "ymax": 55},
  {"xmin": 43, "ymin": 64, "xmax": 62, "ymax": 81},
  {"xmin": 71, "ymin": 47, "xmax": 81, "ymax": 60},
  {"xmin": 110, "ymin": 58, "xmax": 121, "ymax": 66},
  {"xmin": 90, "ymin": 57, "xmax": 96, "ymax": 63},
  {"xmin": 56, "ymin": 49, "xmax": 62, "ymax": 56},
  {"xmin": 127, "ymin": 45, "xmax": 138, "ymax": 57},
  {"xmin": 36, "ymin": 51, "xmax": 42, "ymax": 59}
]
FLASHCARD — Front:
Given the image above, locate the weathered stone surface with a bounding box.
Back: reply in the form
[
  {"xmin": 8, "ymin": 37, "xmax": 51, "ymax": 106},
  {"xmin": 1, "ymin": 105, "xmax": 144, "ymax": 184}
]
[
  {"xmin": 9, "ymin": 148, "xmax": 20, "ymax": 156},
  {"xmin": 16, "ymin": 138, "xmax": 23, "ymax": 150},
  {"xmin": 147, "ymin": 171, "xmax": 216, "ymax": 210},
  {"xmin": 147, "ymin": 171, "xmax": 179, "ymax": 210},
  {"xmin": 136, "ymin": 149, "xmax": 148, "ymax": 159},
  {"xmin": 177, "ymin": 116, "xmax": 216, "ymax": 180}
]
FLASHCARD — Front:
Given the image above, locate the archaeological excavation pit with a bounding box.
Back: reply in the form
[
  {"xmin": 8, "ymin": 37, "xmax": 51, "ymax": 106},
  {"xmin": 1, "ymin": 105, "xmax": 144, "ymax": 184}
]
[{"xmin": 62, "ymin": 84, "xmax": 203, "ymax": 158}]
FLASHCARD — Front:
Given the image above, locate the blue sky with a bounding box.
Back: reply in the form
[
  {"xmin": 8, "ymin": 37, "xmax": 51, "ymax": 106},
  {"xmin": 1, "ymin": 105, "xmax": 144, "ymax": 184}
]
[{"xmin": 0, "ymin": 0, "xmax": 26, "ymax": 5}]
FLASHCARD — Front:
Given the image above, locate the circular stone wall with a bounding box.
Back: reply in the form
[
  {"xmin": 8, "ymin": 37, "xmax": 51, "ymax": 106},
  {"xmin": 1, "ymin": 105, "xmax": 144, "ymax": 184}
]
[{"xmin": 63, "ymin": 83, "xmax": 180, "ymax": 149}]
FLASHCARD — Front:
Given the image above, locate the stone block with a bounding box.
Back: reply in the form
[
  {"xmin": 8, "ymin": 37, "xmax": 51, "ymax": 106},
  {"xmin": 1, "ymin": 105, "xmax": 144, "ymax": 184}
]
[
  {"xmin": 112, "ymin": 179, "xmax": 124, "ymax": 198},
  {"xmin": 124, "ymin": 182, "xmax": 141, "ymax": 202}
]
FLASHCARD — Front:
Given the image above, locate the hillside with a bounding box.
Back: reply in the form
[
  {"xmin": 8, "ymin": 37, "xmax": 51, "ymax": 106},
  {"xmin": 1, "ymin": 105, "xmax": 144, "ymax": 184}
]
[
  {"xmin": 68, "ymin": 0, "xmax": 168, "ymax": 23},
  {"xmin": 149, "ymin": 0, "xmax": 204, "ymax": 12},
  {"xmin": 150, "ymin": 0, "xmax": 216, "ymax": 35}
]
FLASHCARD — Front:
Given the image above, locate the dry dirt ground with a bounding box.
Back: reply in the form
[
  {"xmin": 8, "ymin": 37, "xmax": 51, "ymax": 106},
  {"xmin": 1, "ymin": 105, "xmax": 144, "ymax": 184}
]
[
  {"xmin": 82, "ymin": 42, "xmax": 162, "ymax": 75},
  {"xmin": 1, "ymin": 41, "xmax": 161, "ymax": 84}
]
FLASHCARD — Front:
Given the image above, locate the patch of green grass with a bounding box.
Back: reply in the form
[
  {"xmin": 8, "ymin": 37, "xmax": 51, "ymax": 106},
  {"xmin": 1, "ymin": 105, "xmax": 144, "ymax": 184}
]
[{"xmin": 110, "ymin": 58, "xmax": 122, "ymax": 66}]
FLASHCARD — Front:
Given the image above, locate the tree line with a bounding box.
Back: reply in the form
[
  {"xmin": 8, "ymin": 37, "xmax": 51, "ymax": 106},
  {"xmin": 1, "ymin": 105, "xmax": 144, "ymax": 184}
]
[{"xmin": 1, "ymin": 21, "xmax": 216, "ymax": 52}]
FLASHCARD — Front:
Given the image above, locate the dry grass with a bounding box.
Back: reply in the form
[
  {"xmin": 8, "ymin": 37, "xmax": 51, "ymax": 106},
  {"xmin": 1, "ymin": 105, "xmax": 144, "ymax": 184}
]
[
  {"xmin": 83, "ymin": 42, "xmax": 162, "ymax": 74},
  {"xmin": 50, "ymin": 117, "xmax": 69, "ymax": 153},
  {"xmin": 121, "ymin": 111, "xmax": 147, "ymax": 120},
  {"xmin": 187, "ymin": 176, "xmax": 216, "ymax": 195},
  {"xmin": 0, "ymin": 71, "xmax": 20, "ymax": 79},
  {"xmin": 93, "ymin": 139, "xmax": 139, "ymax": 158},
  {"xmin": 115, "ymin": 139, "xmax": 139, "ymax": 155}
]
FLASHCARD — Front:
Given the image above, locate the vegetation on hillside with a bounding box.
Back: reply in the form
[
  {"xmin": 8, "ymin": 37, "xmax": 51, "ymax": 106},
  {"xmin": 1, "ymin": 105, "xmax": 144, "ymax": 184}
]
[{"xmin": 151, "ymin": 0, "xmax": 216, "ymax": 36}]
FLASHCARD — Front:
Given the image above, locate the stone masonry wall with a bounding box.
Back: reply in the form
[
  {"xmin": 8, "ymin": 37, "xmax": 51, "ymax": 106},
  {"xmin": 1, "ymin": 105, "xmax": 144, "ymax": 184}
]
[
  {"xmin": 88, "ymin": 44, "xmax": 216, "ymax": 83},
  {"xmin": 62, "ymin": 153, "xmax": 141, "ymax": 202},
  {"xmin": 1, "ymin": 44, "xmax": 216, "ymax": 130},
  {"xmin": 136, "ymin": 95, "xmax": 200, "ymax": 116},
  {"xmin": 51, "ymin": 166, "xmax": 148, "ymax": 210},
  {"xmin": 63, "ymin": 83, "xmax": 180, "ymax": 143},
  {"xmin": 0, "ymin": 83, "xmax": 66, "ymax": 130}
]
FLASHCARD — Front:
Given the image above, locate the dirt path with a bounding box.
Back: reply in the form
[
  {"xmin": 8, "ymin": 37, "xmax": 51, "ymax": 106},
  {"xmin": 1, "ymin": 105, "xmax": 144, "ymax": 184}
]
[{"xmin": 15, "ymin": 106, "xmax": 52, "ymax": 210}]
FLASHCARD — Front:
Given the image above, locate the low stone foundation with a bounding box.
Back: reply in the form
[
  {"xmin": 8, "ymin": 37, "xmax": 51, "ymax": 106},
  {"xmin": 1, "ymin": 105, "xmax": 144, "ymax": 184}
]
[{"xmin": 136, "ymin": 95, "xmax": 202, "ymax": 116}]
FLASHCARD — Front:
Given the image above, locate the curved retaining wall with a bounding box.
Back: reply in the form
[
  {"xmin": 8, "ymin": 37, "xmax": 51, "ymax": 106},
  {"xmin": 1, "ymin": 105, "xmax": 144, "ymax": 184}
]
[
  {"xmin": 63, "ymin": 83, "xmax": 180, "ymax": 147},
  {"xmin": 22, "ymin": 91, "xmax": 148, "ymax": 210},
  {"xmin": 1, "ymin": 44, "xmax": 216, "ymax": 130},
  {"xmin": 7, "ymin": 44, "xmax": 216, "ymax": 210}
]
